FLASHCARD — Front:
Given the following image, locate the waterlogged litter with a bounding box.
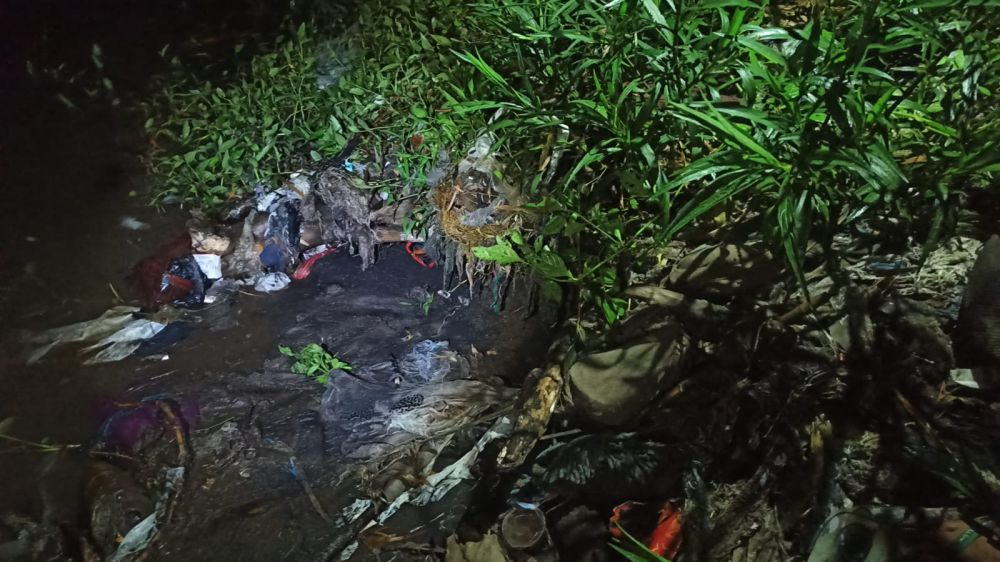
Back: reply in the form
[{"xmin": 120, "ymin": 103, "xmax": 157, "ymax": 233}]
[
  {"xmin": 24, "ymin": 306, "xmax": 138, "ymax": 362},
  {"xmin": 82, "ymin": 318, "xmax": 166, "ymax": 364},
  {"xmin": 377, "ymin": 415, "xmax": 514, "ymax": 519},
  {"xmin": 319, "ymin": 339, "xmax": 513, "ymax": 459},
  {"xmin": 261, "ymin": 199, "xmax": 301, "ymax": 272},
  {"xmin": 806, "ymin": 510, "xmax": 890, "ymax": 562},
  {"xmin": 165, "ymin": 255, "xmax": 209, "ymax": 307},
  {"xmin": 254, "ymin": 271, "xmax": 291, "ymax": 293},
  {"xmin": 203, "ymin": 278, "xmax": 239, "ymax": 305},
  {"xmin": 128, "ymin": 233, "xmax": 196, "ymax": 310},
  {"xmin": 107, "ymin": 467, "xmax": 185, "ymax": 562},
  {"xmin": 120, "ymin": 216, "xmax": 150, "ymax": 231},
  {"xmin": 399, "ymin": 339, "xmax": 456, "ymax": 383},
  {"xmin": 24, "ymin": 306, "xmax": 167, "ymax": 364},
  {"xmin": 192, "ymin": 254, "xmax": 222, "ymax": 280},
  {"xmin": 292, "ymin": 244, "xmax": 337, "ymax": 280},
  {"xmin": 189, "ymin": 229, "xmax": 231, "ymax": 254}
]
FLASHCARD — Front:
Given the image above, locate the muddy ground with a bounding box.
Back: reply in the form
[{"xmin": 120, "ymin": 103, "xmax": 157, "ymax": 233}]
[{"xmin": 1, "ymin": 210, "xmax": 554, "ymax": 562}]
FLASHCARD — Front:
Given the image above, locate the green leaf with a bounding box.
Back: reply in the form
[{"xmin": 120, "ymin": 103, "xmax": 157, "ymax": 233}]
[
  {"xmin": 641, "ymin": 0, "xmax": 669, "ymax": 25},
  {"xmin": 450, "ymin": 100, "xmax": 513, "ymax": 114},
  {"xmin": 541, "ymin": 280, "xmax": 563, "ymax": 302},
  {"xmin": 664, "ymin": 168, "xmax": 763, "ymax": 239},
  {"xmin": 572, "ymin": 99, "xmax": 610, "ymax": 120},
  {"xmin": 555, "ymin": 30, "xmax": 596, "ymax": 43},
  {"xmin": 473, "ymin": 239, "xmax": 524, "ymax": 265},
  {"xmin": 611, "ymin": 522, "xmax": 671, "ymax": 560},
  {"xmin": 855, "ymin": 66, "xmax": 894, "ymax": 82},
  {"xmin": 610, "ymin": 544, "xmax": 665, "ymax": 562},
  {"xmin": 525, "ymin": 248, "xmax": 575, "ymax": 281},
  {"xmin": 950, "ymin": 49, "xmax": 966, "ymax": 69},
  {"xmin": 737, "ymin": 37, "xmax": 786, "ymax": 66},
  {"xmin": 454, "ymin": 50, "xmax": 510, "ymax": 90},
  {"xmin": 600, "ymin": 298, "xmax": 625, "ymax": 325},
  {"xmin": 430, "ymin": 34, "xmax": 453, "ymax": 47},
  {"xmin": 640, "ymin": 144, "xmax": 657, "ymax": 166},
  {"xmin": 671, "ymin": 103, "xmax": 784, "ymax": 169},
  {"xmin": 894, "ymin": 111, "xmax": 958, "ymax": 138}
]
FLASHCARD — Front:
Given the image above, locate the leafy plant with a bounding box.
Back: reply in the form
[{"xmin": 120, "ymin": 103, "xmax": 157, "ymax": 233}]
[
  {"xmin": 143, "ymin": 0, "xmax": 999, "ymax": 324},
  {"xmin": 141, "ymin": 2, "xmax": 484, "ymax": 211},
  {"xmin": 278, "ymin": 343, "xmax": 351, "ymax": 384},
  {"xmin": 455, "ymin": 0, "xmax": 998, "ymax": 317},
  {"xmin": 421, "ymin": 293, "xmax": 435, "ymax": 316},
  {"xmin": 142, "ymin": 23, "xmax": 351, "ymax": 209},
  {"xmin": 610, "ymin": 523, "xmax": 671, "ymax": 562},
  {"xmin": 401, "ymin": 291, "xmax": 436, "ymax": 316}
]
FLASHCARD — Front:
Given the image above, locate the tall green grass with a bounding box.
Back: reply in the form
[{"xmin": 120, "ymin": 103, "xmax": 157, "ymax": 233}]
[
  {"xmin": 142, "ymin": 0, "xmax": 999, "ymax": 320},
  {"xmin": 451, "ymin": 0, "xmax": 999, "ymax": 319}
]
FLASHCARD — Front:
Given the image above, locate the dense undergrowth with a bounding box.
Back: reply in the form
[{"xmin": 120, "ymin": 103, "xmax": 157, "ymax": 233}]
[{"xmin": 142, "ymin": 0, "xmax": 999, "ymax": 322}]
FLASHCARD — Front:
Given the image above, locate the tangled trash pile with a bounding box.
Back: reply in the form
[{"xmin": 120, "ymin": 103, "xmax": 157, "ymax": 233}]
[{"xmin": 20, "ymin": 130, "xmax": 520, "ymax": 367}]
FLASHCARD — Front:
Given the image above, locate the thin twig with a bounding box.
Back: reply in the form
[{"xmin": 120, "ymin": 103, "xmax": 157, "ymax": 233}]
[
  {"xmin": 0, "ymin": 433, "xmax": 79, "ymax": 453},
  {"xmin": 539, "ymin": 428, "xmax": 583, "ymax": 442}
]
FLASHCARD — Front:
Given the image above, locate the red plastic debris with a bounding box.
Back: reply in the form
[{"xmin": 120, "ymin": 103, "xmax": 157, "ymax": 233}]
[
  {"xmin": 647, "ymin": 503, "xmax": 683, "ymax": 559},
  {"xmin": 127, "ymin": 233, "xmax": 195, "ymax": 310},
  {"xmin": 405, "ymin": 242, "xmax": 436, "ymax": 268},
  {"xmin": 609, "ymin": 501, "xmax": 637, "ymax": 539},
  {"xmin": 609, "ymin": 500, "xmax": 683, "ymax": 559},
  {"xmin": 292, "ymin": 247, "xmax": 337, "ymax": 280}
]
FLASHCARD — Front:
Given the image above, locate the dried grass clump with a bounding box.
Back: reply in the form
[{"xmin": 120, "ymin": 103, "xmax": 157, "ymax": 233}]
[{"xmin": 432, "ymin": 180, "xmax": 511, "ymax": 250}]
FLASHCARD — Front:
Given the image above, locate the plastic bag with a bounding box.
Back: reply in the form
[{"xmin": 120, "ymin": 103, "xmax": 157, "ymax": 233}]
[
  {"xmin": 25, "ymin": 306, "xmax": 140, "ymax": 364},
  {"xmin": 260, "ymin": 199, "xmax": 301, "ymax": 272},
  {"xmin": 193, "ymin": 254, "xmax": 222, "ymax": 280},
  {"xmin": 254, "ymin": 272, "xmax": 291, "ymax": 293},
  {"xmin": 163, "ymin": 255, "xmax": 209, "ymax": 307},
  {"xmin": 399, "ymin": 340, "xmax": 455, "ymax": 383},
  {"xmin": 128, "ymin": 233, "xmax": 194, "ymax": 310},
  {"xmin": 319, "ymin": 340, "xmax": 510, "ymax": 458},
  {"xmin": 83, "ymin": 319, "xmax": 166, "ymax": 364}
]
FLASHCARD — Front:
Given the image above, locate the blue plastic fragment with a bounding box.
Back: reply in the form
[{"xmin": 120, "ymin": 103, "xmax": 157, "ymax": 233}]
[
  {"xmin": 866, "ymin": 261, "xmax": 914, "ymax": 275},
  {"xmin": 259, "ymin": 244, "xmax": 284, "ymax": 271}
]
